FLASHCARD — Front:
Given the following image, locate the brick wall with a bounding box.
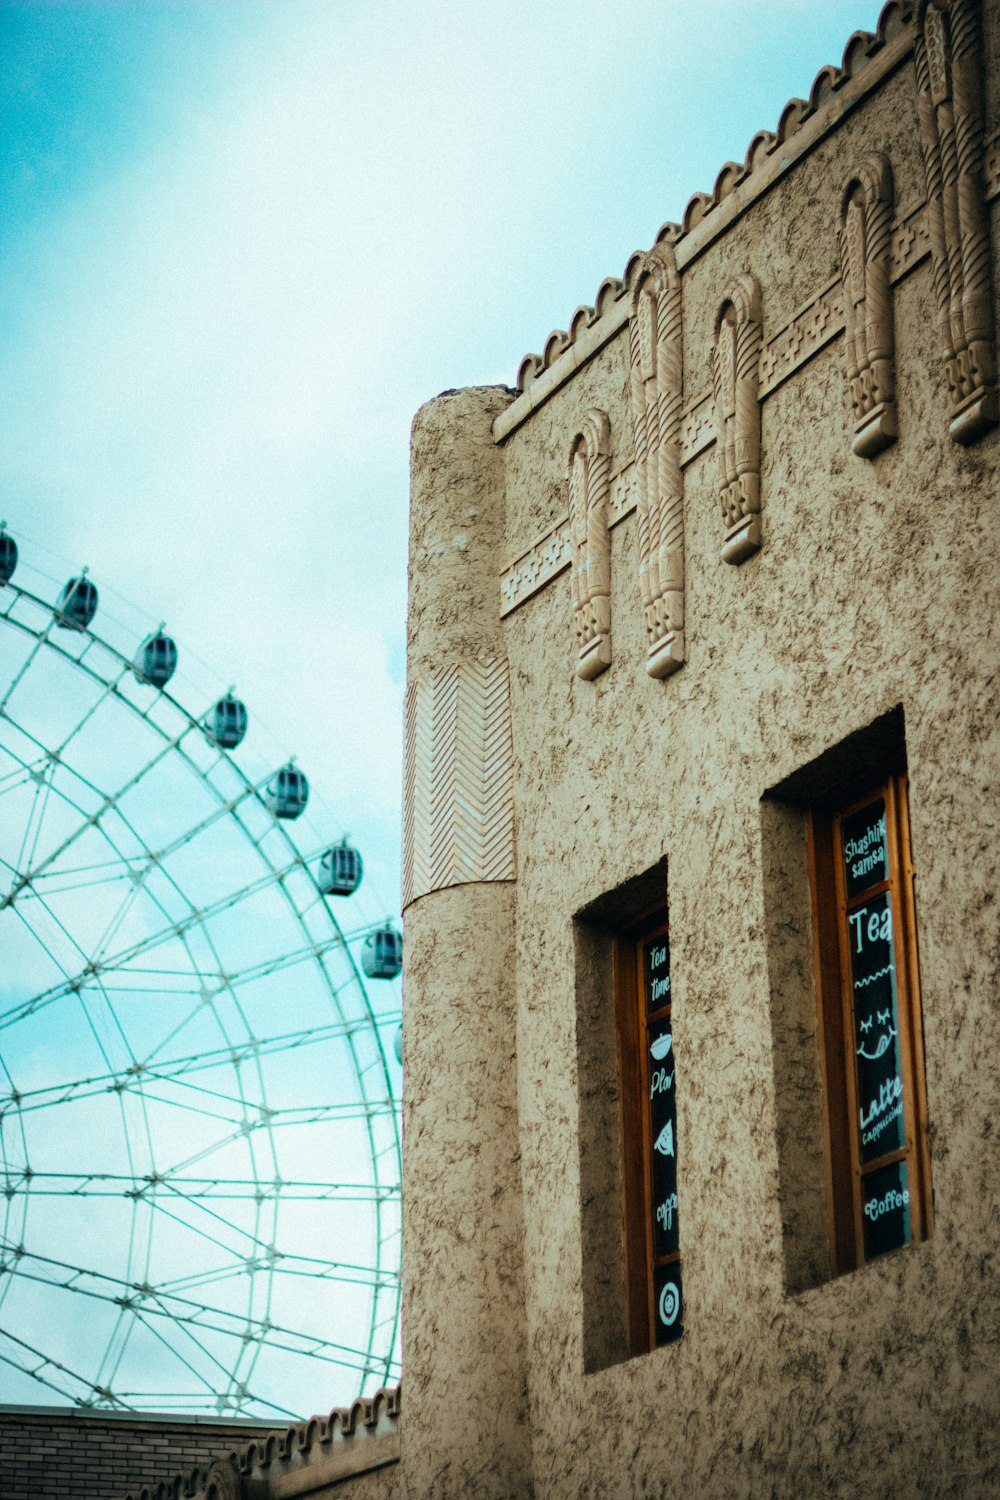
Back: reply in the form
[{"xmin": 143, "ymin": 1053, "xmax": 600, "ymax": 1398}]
[{"xmin": 0, "ymin": 1406, "xmax": 278, "ymax": 1500}]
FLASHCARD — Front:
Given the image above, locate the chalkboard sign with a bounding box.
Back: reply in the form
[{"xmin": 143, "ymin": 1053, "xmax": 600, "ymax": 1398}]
[
  {"xmin": 653, "ymin": 1261, "xmax": 683, "ymax": 1346},
  {"xmin": 643, "ymin": 937, "xmax": 671, "ymax": 1016},
  {"xmin": 841, "ymin": 797, "xmax": 888, "ymax": 900},
  {"xmin": 642, "ymin": 931, "xmax": 682, "ymax": 1343},
  {"xmin": 846, "ymin": 889, "xmax": 904, "ymax": 1162},
  {"xmin": 861, "ymin": 1159, "xmax": 911, "ymax": 1259},
  {"xmin": 647, "ymin": 1020, "xmax": 678, "ymax": 1258}
]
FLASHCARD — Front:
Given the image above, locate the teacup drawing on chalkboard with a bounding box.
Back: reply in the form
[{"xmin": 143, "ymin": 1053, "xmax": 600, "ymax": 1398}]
[
  {"xmin": 650, "ymin": 1032, "xmax": 672, "ymax": 1061},
  {"xmin": 857, "ymin": 1009, "xmax": 897, "ymax": 1061}
]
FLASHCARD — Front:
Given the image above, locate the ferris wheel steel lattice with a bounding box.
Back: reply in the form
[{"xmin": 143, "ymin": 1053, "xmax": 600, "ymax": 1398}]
[{"xmin": 0, "ymin": 531, "xmax": 402, "ymax": 1421}]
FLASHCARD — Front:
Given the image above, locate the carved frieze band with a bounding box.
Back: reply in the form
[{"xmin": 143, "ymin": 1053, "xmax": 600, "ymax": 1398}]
[
  {"xmin": 629, "ymin": 246, "xmax": 685, "ymax": 677},
  {"xmin": 569, "ymin": 410, "xmax": 613, "ymax": 679},
  {"xmin": 914, "ymin": 0, "xmax": 997, "ymax": 442},
  {"xmin": 402, "ymin": 657, "xmax": 515, "ymax": 908},
  {"xmin": 498, "ymin": 162, "xmax": 1000, "ymax": 617},
  {"xmin": 841, "ymin": 152, "xmax": 897, "ymax": 456},
  {"xmin": 711, "ymin": 273, "xmax": 763, "ymax": 565}
]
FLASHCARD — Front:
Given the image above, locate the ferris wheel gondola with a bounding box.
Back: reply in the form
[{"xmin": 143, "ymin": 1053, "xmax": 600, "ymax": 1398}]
[
  {"xmin": 362, "ymin": 924, "xmax": 403, "ymax": 981},
  {"xmin": 266, "ymin": 763, "xmax": 310, "ymax": 819},
  {"xmin": 0, "ymin": 526, "xmax": 17, "ymax": 586},
  {"xmin": 204, "ymin": 692, "xmax": 249, "ymax": 749},
  {"xmin": 132, "ymin": 628, "xmax": 178, "ymax": 688},
  {"xmin": 0, "ymin": 538, "xmax": 402, "ymax": 1419},
  {"xmin": 319, "ymin": 838, "xmax": 363, "ymax": 897},
  {"xmin": 54, "ymin": 572, "xmax": 98, "ymax": 630}
]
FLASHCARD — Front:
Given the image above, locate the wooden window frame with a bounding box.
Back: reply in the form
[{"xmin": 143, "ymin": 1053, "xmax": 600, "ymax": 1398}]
[
  {"xmin": 614, "ymin": 905, "xmax": 682, "ymax": 1356},
  {"xmin": 808, "ymin": 767, "xmax": 932, "ymax": 1274}
]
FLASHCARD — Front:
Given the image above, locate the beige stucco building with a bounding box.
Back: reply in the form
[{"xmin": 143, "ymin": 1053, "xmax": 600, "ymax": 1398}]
[
  {"xmin": 103, "ymin": 1, "xmax": 1000, "ymax": 1496},
  {"xmin": 399, "ymin": 0, "xmax": 1000, "ymax": 1494}
]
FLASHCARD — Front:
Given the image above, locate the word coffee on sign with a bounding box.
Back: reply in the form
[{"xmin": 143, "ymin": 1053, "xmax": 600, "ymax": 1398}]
[
  {"xmin": 656, "ymin": 1191, "xmax": 679, "ymax": 1232},
  {"xmin": 864, "ymin": 1182, "xmax": 909, "ymax": 1223}
]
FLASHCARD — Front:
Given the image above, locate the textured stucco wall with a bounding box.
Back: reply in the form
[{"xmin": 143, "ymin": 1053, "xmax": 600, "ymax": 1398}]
[
  {"xmin": 495, "ymin": 25, "xmax": 1000, "ymax": 1500},
  {"xmin": 402, "ymin": 388, "xmax": 532, "ymax": 1499},
  {"xmin": 404, "ymin": 7, "xmax": 1000, "ymax": 1497}
]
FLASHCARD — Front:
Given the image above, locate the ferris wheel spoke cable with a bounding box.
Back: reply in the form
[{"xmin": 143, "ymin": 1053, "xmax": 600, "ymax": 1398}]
[
  {"xmin": 0, "ymin": 921, "xmax": 388, "ymax": 1042},
  {"xmin": 0, "ymin": 625, "xmax": 50, "ymax": 715},
  {"xmin": 0, "ymin": 1011, "xmax": 401, "ymax": 1116},
  {"xmin": 1, "ymin": 1237, "xmax": 397, "ymax": 1354},
  {"xmin": 0, "ymin": 747, "xmax": 242, "ymax": 1066},
  {"xmin": 5, "ymin": 866, "xmax": 352, "ymax": 1005},
  {"xmin": 0, "ymin": 1326, "xmax": 123, "ymax": 1408},
  {"xmin": 52, "ymin": 666, "xmax": 131, "ymax": 760},
  {"xmin": 11, "ymin": 761, "xmax": 52, "ymax": 880},
  {"xmin": 0, "ymin": 556, "xmax": 402, "ymax": 1411},
  {"xmin": 93, "ymin": 1307, "xmax": 133, "ymax": 1392},
  {"xmin": 4, "ymin": 1172, "xmax": 397, "ymax": 1201}
]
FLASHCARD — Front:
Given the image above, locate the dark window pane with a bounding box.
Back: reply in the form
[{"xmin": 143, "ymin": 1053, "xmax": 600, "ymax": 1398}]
[
  {"xmin": 862, "ymin": 1159, "xmax": 912, "ymax": 1259},
  {"xmin": 642, "ymin": 934, "xmax": 670, "ymax": 1017},
  {"xmin": 653, "ymin": 1261, "xmax": 683, "ymax": 1346},
  {"xmin": 841, "ymin": 797, "xmax": 888, "ymax": 899},
  {"xmin": 847, "ymin": 889, "xmax": 905, "ymax": 1162},
  {"xmin": 647, "ymin": 1021, "xmax": 678, "ymax": 1257}
]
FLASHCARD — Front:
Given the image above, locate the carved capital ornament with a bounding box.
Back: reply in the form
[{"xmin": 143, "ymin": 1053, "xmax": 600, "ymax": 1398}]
[
  {"xmin": 711, "ymin": 274, "xmax": 763, "ymax": 564},
  {"xmin": 628, "ymin": 245, "xmax": 685, "ymax": 677},
  {"xmin": 914, "ymin": 0, "xmax": 997, "ymax": 442},
  {"xmin": 840, "ymin": 152, "xmax": 897, "ymax": 456},
  {"xmin": 568, "ymin": 410, "xmax": 613, "ymax": 680}
]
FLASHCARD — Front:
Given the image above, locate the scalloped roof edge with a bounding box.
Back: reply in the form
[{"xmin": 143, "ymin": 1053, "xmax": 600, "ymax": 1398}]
[
  {"xmin": 512, "ymin": 0, "xmax": 913, "ymax": 401},
  {"xmin": 121, "ymin": 1383, "xmax": 401, "ymax": 1500}
]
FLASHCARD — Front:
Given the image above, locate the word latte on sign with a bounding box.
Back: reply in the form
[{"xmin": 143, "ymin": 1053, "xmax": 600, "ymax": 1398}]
[{"xmin": 860, "ymin": 1073, "xmax": 903, "ymax": 1134}]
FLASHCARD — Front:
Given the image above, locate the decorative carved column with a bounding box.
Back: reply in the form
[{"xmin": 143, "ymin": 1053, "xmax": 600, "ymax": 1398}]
[
  {"xmin": 568, "ymin": 410, "xmax": 612, "ymax": 680},
  {"xmin": 840, "ymin": 153, "xmax": 897, "ymax": 457},
  {"xmin": 711, "ymin": 273, "xmax": 763, "ymax": 564},
  {"xmin": 629, "ymin": 245, "xmax": 685, "ymax": 677},
  {"xmin": 914, "ymin": 0, "xmax": 997, "ymax": 443},
  {"xmin": 403, "ymin": 386, "xmax": 532, "ymax": 1500},
  {"xmin": 403, "ymin": 657, "xmax": 514, "ymax": 903}
]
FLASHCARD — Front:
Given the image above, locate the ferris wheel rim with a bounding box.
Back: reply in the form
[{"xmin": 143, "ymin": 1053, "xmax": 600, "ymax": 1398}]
[{"xmin": 0, "ymin": 567, "xmax": 402, "ymax": 1414}]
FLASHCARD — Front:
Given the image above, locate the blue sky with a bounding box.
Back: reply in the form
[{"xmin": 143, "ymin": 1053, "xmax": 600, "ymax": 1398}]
[
  {"xmin": 0, "ymin": 1, "xmax": 886, "ymax": 907},
  {"xmin": 0, "ymin": 0, "xmax": 886, "ymax": 1413}
]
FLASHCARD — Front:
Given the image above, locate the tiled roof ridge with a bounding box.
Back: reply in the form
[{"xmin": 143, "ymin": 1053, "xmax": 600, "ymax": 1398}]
[
  {"xmin": 516, "ymin": 0, "xmax": 914, "ymax": 394},
  {"xmin": 121, "ymin": 1383, "xmax": 401, "ymax": 1500}
]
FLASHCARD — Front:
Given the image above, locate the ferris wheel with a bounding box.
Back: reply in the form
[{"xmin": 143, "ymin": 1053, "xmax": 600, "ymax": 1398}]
[{"xmin": 0, "ymin": 527, "xmax": 402, "ymax": 1421}]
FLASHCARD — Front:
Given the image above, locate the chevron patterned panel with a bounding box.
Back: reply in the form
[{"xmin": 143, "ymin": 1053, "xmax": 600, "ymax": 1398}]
[{"xmin": 403, "ymin": 657, "xmax": 516, "ymax": 907}]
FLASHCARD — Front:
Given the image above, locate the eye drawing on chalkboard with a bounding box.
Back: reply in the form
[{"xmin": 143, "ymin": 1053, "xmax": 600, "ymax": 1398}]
[
  {"xmin": 857, "ymin": 1008, "xmax": 897, "ymax": 1061},
  {"xmin": 649, "ymin": 1032, "xmax": 672, "ymax": 1061}
]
